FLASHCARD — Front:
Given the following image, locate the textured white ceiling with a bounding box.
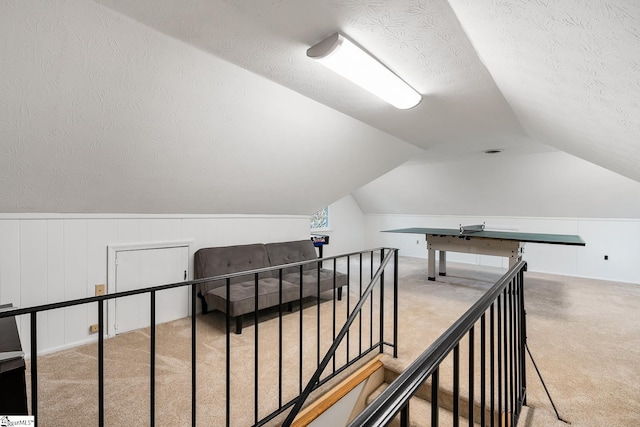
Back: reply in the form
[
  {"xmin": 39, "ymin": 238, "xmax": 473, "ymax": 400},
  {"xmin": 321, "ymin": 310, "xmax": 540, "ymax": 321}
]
[
  {"xmin": 93, "ymin": 0, "xmax": 553, "ymax": 157},
  {"xmin": 0, "ymin": 0, "xmax": 419, "ymax": 214},
  {"xmin": 94, "ymin": 0, "xmax": 639, "ymax": 178},
  {"xmin": 448, "ymin": 0, "xmax": 640, "ymax": 182},
  {"xmin": 1, "ymin": 0, "xmax": 638, "ymax": 215}
]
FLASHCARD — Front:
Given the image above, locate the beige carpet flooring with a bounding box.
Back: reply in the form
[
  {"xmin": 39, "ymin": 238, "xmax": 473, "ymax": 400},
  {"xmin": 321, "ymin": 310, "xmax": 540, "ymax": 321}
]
[{"xmin": 24, "ymin": 256, "xmax": 640, "ymax": 426}]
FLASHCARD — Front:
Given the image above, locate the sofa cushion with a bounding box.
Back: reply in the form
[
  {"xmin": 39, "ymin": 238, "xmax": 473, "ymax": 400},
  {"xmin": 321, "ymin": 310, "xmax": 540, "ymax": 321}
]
[
  {"xmin": 282, "ymin": 269, "xmax": 348, "ymax": 298},
  {"xmin": 194, "ymin": 244, "xmax": 274, "ymax": 297},
  {"xmin": 265, "ymin": 240, "xmax": 321, "ymax": 274},
  {"xmin": 204, "ymin": 278, "xmax": 299, "ymax": 317}
]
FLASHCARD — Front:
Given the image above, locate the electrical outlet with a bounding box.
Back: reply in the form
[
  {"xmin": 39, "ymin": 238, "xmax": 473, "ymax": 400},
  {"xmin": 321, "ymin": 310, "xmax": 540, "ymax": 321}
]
[
  {"xmin": 90, "ymin": 324, "xmax": 99, "ymax": 333},
  {"xmin": 95, "ymin": 284, "xmax": 106, "ymax": 296}
]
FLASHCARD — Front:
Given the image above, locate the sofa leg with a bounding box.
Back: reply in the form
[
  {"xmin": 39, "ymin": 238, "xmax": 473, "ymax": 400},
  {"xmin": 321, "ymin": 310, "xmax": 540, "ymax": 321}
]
[
  {"xmin": 199, "ymin": 293, "xmax": 209, "ymax": 314},
  {"xmin": 337, "ymin": 287, "xmax": 343, "ymax": 301},
  {"xmin": 235, "ymin": 316, "xmax": 243, "ymax": 334}
]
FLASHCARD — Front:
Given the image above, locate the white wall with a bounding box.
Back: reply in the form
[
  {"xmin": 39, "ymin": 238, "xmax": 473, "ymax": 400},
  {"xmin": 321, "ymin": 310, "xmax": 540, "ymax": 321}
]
[
  {"xmin": 354, "ymin": 151, "xmax": 640, "ymax": 218},
  {"xmin": 0, "ymin": 214, "xmax": 309, "ymax": 355},
  {"xmin": 318, "ymin": 195, "xmax": 367, "ymax": 258},
  {"xmin": 363, "ymin": 214, "xmax": 640, "ymax": 285}
]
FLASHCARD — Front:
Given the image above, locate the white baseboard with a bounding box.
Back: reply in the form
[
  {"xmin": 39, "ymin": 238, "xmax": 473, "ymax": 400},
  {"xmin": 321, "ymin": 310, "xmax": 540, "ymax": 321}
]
[{"xmin": 24, "ymin": 337, "xmax": 99, "ymax": 360}]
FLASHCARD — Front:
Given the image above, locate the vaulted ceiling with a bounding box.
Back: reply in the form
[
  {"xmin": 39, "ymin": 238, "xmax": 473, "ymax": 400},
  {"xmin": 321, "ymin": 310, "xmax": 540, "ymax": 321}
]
[{"xmin": 1, "ymin": 0, "xmax": 638, "ymax": 214}]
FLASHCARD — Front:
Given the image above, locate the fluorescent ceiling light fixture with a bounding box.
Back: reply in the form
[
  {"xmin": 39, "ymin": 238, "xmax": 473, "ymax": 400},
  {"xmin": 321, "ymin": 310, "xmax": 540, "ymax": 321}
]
[{"xmin": 307, "ymin": 32, "xmax": 422, "ymax": 109}]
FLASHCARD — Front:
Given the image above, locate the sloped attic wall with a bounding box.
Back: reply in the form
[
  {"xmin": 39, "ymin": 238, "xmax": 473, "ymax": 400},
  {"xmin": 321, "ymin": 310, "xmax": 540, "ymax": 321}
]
[
  {"xmin": 0, "ymin": 0, "xmax": 420, "ymax": 215},
  {"xmin": 354, "ymin": 151, "xmax": 640, "ymax": 218}
]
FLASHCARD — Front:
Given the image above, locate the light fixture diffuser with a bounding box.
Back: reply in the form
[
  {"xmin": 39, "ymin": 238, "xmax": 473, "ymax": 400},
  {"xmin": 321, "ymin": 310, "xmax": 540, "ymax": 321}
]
[{"xmin": 307, "ymin": 32, "xmax": 422, "ymax": 109}]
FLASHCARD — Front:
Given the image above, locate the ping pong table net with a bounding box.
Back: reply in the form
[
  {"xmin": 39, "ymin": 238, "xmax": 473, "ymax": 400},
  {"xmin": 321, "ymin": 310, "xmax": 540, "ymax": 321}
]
[{"xmin": 459, "ymin": 223, "xmax": 485, "ymax": 235}]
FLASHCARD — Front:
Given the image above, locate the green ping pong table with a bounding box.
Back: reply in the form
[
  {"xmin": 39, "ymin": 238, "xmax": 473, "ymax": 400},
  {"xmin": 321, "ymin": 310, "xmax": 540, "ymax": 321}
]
[{"xmin": 384, "ymin": 227, "xmax": 585, "ymax": 281}]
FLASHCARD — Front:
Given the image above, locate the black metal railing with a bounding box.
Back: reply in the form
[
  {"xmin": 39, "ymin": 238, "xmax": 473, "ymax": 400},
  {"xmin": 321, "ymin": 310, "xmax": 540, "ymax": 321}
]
[
  {"xmin": 0, "ymin": 247, "xmax": 398, "ymax": 426},
  {"xmin": 350, "ymin": 260, "xmax": 528, "ymax": 427},
  {"xmin": 251, "ymin": 247, "xmax": 399, "ymax": 426},
  {"xmin": 282, "ymin": 248, "xmax": 398, "ymax": 426}
]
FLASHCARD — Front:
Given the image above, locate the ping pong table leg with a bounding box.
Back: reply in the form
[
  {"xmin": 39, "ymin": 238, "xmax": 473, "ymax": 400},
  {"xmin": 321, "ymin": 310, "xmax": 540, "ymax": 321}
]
[
  {"xmin": 509, "ymin": 254, "xmax": 522, "ymax": 269},
  {"xmin": 439, "ymin": 251, "xmax": 446, "ymax": 276},
  {"xmin": 509, "ymin": 243, "xmax": 525, "ymax": 268},
  {"xmin": 428, "ymin": 246, "xmax": 436, "ymax": 281}
]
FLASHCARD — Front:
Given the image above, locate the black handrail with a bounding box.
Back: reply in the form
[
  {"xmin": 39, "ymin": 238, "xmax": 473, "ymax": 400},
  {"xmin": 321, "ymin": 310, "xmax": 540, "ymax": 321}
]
[
  {"xmin": 0, "ymin": 247, "xmax": 394, "ymax": 319},
  {"xmin": 282, "ymin": 248, "xmax": 399, "ymax": 426},
  {"xmin": 350, "ymin": 260, "xmax": 527, "ymax": 427}
]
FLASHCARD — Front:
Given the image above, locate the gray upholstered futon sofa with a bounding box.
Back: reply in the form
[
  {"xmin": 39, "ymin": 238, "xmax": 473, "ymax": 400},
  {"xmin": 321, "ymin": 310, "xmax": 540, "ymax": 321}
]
[{"xmin": 194, "ymin": 240, "xmax": 348, "ymax": 334}]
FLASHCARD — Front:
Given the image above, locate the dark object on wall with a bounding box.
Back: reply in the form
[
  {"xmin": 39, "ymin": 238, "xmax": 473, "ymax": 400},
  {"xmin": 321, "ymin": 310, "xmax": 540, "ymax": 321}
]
[
  {"xmin": 0, "ymin": 303, "xmax": 28, "ymax": 415},
  {"xmin": 311, "ymin": 234, "xmax": 330, "ymax": 259},
  {"xmin": 310, "ymin": 234, "xmax": 329, "ymax": 246}
]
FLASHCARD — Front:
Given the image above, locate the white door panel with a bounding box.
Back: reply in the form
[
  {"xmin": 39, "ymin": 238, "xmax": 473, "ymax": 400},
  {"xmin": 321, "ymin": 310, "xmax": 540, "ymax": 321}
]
[{"xmin": 115, "ymin": 246, "xmax": 189, "ymax": 335}]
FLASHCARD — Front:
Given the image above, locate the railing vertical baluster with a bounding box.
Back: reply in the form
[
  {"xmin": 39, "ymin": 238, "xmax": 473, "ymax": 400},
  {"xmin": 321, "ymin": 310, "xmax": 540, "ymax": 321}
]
[
  {"xmin": 254, "ymin": 273, "xmax": 259, "ymax": 426},
  {"xmin": 226, "ymin": 278, "xmax": 231, "ymax": 427},
  {"xmin": 453, "ymin": 344, "xmax": 460, "ymax": 427},
  {"xmin": 509, "ymin": 281, "xmax": 515, "ymax": 426},
  {"xmin": 468, "ymin": 325, "xmax": 474, "ymax": 427},
  {"xmin": 513, "ymin": 282, "xmax": 516, "ymax": 420},
  {"xmin": 480, "ymin": 313, "xmax": 486, "ymax": 427},
  {"xmin": 359, "ymin": 252, "xmax": 363, "ymax": 356},
  {"xmin": 278, "ymin": 269, "xmax": 283, "ymax": 410},
  {"xmin": 516, "ymin": 276, "xmax": 522, "ymax": 419},
  {"xmin": 503, "ymin": 288, "xmax": 509, "ymax": 424},
  {"xmin": 515, "ymin": 278, "xmax": 520, "ymax": 412},
  {"xmin": 393, "ymin": 249, "xmax": 399, "ymax": 358},
  {"xmin": 400, "ymin": 401, "xmax": 410, "ymax": 427},
  {"xmin": 497, "ymin": 295, "xmax": 502, "ymax": 423},
  {"xmin": 370, "ymin": 251, "xmax": 373, "ymax": 349},
  {"xmin": 513, "ymin": 278, "xmax": 522, "ymax": 416},
  {"xmin": 520, "ymin": 269, "xmax": 527, "ymax": 406},
  {"xmin": 332, "ymin": 258, "xmax": 337, "ymax": 374},
  {"xmin": 191, "ymin": 284, "xmax": 197, "ymax": 427},
  {"xmin": 518, "ymin": 273, "xmax": 525, "ymax": 409},
  {"xmin": 30, "ymin": 312, "xmax": 38, "ymax": 423},
  {"xmin": 150, "ymin": 291, "xmax": 156, "ymax": 427},
  {"xmin": 490, "ymin": 304, "xmax": 495, "ymax": 427},
  {"xmin": 98, "ymin": 300, "xmax": 104, "ymax": 427},
  {"xmin": 516, "ymin": 276, "xmax": 522, "ymax": 410},
  {"xmin": 370, "ymin": 250, "xmax": 374, "ymax": 277},
  {"xmin": 431, "ymin": 367, "xmax": 439, "ymax": 426},
  {"xmin": 379, "ymin": 249, "xmax": 385, "ymax": 354},
  {"xmin": 317, "ymin": 262, "xmax": 321, "ymax": 371},
  {"xmin": 346, "ymin": 255, "xmax": 350, "ymax": 364},
  {"xmin": 299, "ymin": 265, "xmax": 304, "ymax": 394}
]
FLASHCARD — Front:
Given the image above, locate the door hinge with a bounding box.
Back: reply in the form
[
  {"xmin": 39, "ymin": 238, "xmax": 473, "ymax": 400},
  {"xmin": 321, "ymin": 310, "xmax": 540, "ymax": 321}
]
[{"xmin": 184, "ymin": 270, "xmax": 187, "ymax": 280}]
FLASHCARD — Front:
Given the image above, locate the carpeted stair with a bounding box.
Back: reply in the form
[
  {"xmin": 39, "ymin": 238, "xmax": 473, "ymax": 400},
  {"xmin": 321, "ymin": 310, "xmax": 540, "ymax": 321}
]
[{"xmin": 364, "ymin": 362, "xmax": 504, "ymax": 427}]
